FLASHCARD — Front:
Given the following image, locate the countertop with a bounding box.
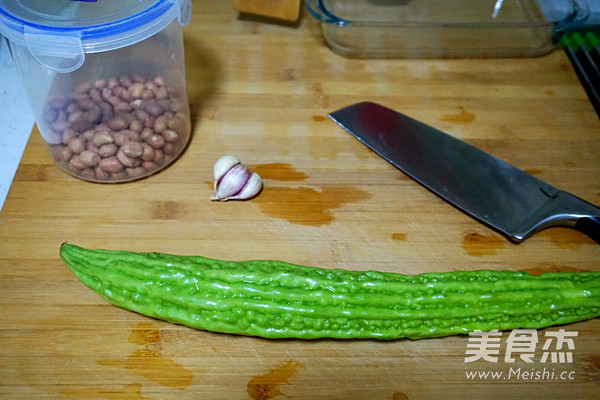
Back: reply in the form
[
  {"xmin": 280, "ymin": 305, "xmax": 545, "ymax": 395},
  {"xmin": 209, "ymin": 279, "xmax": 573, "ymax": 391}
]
[
  {"xmin": 1, "ymin": 2, "xmax": 599, "ymax": 399},
  {"xmin": 0, "ymin": 37, "xmax": 33, "ymax": 211}
]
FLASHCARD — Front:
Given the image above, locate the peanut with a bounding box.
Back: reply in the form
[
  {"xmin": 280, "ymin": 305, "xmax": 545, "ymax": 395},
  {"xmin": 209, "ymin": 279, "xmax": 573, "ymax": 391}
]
[
  {"xmin": 146, "ymin": 134, "xmax": 165, "ymax": 149},
  {"xmin": 99, "ymin": 156, "xmax": 124, "ymax": 173},
  {"xmin": 162, "ymin": 129, "xmax": 179, "ymax": 143},
  {"xmin": 113, "ymin": 131, "xmax": 130, "ymax": 146},
  {"xmin": 126, "ymin": 167, "xmax": 147, "ymax": 178},
  {"xmin": 117, "ymin": 148, "xmax": 140, "ymax": 168},
  {"xmin": 79, "ymin": 150, "xmax": 101, "ymax": 167},
  {"xmin": 92, "ymin": 131, "xmax": 114, "ymax": 147},
  {"xmin": 45, "ymin": 73, "xmax": 189, "ymax": 182},
  {"xmin": 121, "ymin": 141, "xmax": 144, "ymax": 158},
  {"xmin": 141, "ymin": 143, "xmax": 155, "ymax": 161},
  {"xmin": 68, "ymin": 137, "xmax": 86, "ymax": 154},
  {"xmin": 62, "ymin": 129, "xmax": 78, "ymax": 145},
  {"xmin": 154, "ymin": 115, "xmax": 168, "ymax": 133},
  {"xmin": 99, "ymin": 143, "xmax": 118, "ymax": 158}
]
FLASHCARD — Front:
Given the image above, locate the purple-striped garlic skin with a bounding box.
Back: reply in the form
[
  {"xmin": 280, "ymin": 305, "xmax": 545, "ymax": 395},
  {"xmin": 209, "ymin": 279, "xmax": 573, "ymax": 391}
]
[{"xmin": 211, "ymin": 155, "xmax": 263, "ymax": 201}]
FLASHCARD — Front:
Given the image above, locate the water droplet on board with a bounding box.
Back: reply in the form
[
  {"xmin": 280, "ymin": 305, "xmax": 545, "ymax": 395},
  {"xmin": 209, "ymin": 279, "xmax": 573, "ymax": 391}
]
[
  {"xmin": 439, "ymin": 106, "xmax": 475, "ymax": 124},
  {"xmin": 247, "ymin": 360, "xmax": 305, "ymax": 400},
  {"xmin": 461, "ymin": 232, "xmax": 504, "ymax": 257},
  {"xmin": 254, "ymin": 185, "xmax": 371, "ymax": 226},
  {"xmin": 248, "ymin": 163, "xmax": 371, "ymax": 226},
  {"xmin": 391, "ymin": 233, "xmax": 407, "ymax": 241},
  {"xmin": 98, "ymin": 323, "xmax": 193, "ymax": 390}
]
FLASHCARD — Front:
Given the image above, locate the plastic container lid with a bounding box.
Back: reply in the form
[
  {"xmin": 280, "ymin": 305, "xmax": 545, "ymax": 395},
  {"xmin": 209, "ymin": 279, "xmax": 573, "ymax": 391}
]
[{"xmin": 0, "ymin": 0, "xmax": 191, "ymax": 72}]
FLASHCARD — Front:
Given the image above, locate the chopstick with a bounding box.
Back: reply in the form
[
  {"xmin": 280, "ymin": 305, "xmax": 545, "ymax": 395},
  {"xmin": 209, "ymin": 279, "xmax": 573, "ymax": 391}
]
[{"xmin": 560, "ymin": 31, "xmax": 600, "ymax": 118}]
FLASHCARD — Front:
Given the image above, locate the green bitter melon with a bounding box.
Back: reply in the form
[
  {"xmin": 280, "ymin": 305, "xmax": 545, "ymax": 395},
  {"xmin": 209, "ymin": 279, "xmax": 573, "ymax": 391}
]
[{"xmin": 60, "ymin": 243, "xmax": 600, "ymax": 340}]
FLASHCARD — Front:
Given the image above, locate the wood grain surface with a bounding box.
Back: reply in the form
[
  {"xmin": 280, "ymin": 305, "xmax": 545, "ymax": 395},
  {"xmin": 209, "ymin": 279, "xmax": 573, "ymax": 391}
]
[{"xmin": 1, "ymin": 2, "xmax": 599, "ymax": 399}]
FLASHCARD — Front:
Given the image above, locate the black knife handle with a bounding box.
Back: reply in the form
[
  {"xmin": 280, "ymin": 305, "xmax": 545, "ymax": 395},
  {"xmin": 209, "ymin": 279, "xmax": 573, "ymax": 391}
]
[{"xmin": 574, "ymin": 216, "xmax": 600, "ymax": 244}]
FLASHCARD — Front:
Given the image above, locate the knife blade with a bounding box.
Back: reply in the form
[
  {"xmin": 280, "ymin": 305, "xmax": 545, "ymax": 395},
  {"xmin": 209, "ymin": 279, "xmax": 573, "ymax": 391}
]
[{"xmin": 329, "ymin": 102, "xmax": 600, "ymax": 243}]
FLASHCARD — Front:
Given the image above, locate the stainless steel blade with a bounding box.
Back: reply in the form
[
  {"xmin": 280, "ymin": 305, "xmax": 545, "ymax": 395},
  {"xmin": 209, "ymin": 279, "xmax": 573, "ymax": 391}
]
[{"xmin": 329, "ymin": 102, "xmax": 600, "ymax": 243}]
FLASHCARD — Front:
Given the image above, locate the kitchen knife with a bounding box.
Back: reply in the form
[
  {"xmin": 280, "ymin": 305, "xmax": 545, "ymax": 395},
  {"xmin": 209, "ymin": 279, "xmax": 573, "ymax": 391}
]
[{"xmin": 329, "ymin": 102, "xmax": 600, "ymax": 243}]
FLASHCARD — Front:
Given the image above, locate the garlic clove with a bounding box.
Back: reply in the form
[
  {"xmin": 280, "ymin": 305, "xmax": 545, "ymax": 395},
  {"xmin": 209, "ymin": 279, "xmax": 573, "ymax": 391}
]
[
  {"xmin": 210, "ymin": 155, "xmax": 263, "ymax": 201},
  {"xmin": 213, "ymin": 155, "xmax": 240, "ymax": 181},
  {"xmin": 213, "ymin": 163, "xmax": 252, "ymax": 200},
  {"xmin": 233, "ymin": 172, "xmax": 262, "ymax": 200}
]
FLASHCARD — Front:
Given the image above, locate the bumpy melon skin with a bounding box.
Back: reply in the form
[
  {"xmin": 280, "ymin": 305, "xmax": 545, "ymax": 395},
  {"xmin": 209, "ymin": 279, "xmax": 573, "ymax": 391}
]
[{"xmin": 60, "ymin": 243, "xmax": 600, "ymax": 340}]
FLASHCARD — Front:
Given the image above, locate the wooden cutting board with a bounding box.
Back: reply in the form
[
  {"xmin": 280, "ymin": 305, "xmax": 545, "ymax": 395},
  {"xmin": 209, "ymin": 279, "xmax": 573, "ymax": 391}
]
[{"xmin": 1, "ymin": 2, "xmax": 599, "ymax": 399}]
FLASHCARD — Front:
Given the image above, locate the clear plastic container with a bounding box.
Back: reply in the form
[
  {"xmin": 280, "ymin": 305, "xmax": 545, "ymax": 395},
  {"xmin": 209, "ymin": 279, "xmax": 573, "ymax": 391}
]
[
  {"xmin": 0, "ymin": 0, "xmax": 192, "ymax": 182},
  {"xmin": 305, "ymin": 0, "xmax": 591, "ymax": 58}
]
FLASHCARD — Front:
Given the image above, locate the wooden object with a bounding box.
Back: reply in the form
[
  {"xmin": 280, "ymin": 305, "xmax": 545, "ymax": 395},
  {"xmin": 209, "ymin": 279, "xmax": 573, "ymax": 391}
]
[
  {"xmin": 233, "ymin": 0, "xmax": 301, "ymax": 21},
  {"xmin": 1, "ymin": 2, "xmax": 599, "ymax": 399}
]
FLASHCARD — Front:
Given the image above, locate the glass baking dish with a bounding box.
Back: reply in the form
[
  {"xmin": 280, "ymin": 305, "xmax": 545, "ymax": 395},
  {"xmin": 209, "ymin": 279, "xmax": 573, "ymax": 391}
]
[{"xmin": 306, "ymin": 0, "xmax": 573, "ymax": 58}]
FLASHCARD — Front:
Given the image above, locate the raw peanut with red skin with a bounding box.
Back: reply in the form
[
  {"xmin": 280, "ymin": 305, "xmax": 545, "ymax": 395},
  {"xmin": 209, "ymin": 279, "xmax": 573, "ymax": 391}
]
[
  {"xmin": 95, "ymin": 166, "xmax": 109, "ymax": 180},
  {"xmin": 45, "ymin": 74, "xmax": 188, "ymax": 182},
  {"xmin": 79, "ymin": 150, "xmax": 101, "ymax": 167},
  {"xmin": 80, "ymin": 168, "xmax": 96, "ymax": 180},
  {"xmin": 163, "ymin": 142, "xmax": 174, "ymax": 155},
  {"xmin": 114, "ymin": 101, "xmax": 132, "ymax": 113},
  {"xmin": 111, "ymin": 171, "xmax": 128, "ymax": 180},
  {"xmin": 126, "ymin": 167, "xmax": 147, "ymax": 178},
  {"xmin": 99, "ymin": 156, "xmax": 124, "ymax": 173},
  {"xmin": 134, "ymin": 109, "xmax": 149, "ymax": 121},
  {"xmin": 155, "ymin": 86, "xmax": 169, "ymax": 100},
  {"xmin": 146, "ymin": 134, "xmax": 165, "ymax": 149},
  {"xmin": 117, "ymin": 148, "xmax": 141, "ymax": 168},
  {"xmin": 140, "ymin": 128, "xmax": 154, "ymax": 142},
  {"xmin": 141, "ymin": 90, "xmax": 155, "ymax": 100},
  {"xmin": 68, "ymin": 110, "xmax": 85, "ymax": 123},
  {"xmin": 92, "ymin": 131, "xmax": 114, "ymax": 147},
  {"xmin": 90, "ymin": 88, "xmax": 103, "ymax": 103},
  {"xmin": 68, "ymin": 137, "xmax": 86, "ymax": 154},
  {"xmin": 99, "ymin": 143, "xmax": 118, "ymax": 158},
  {"xmin": 153, "ymin": 149, "xmax": 165, "ymax": 163},
  {"xmin": 142, "ymin": 160, "xmax": 157, "ymax": 170},
  {"xmin": 129, "ymin": 119, "xmax": 143, "ymax": 132},
  {"xmin": 87, "ymin": 107, "xmax": 103, "ymax": 124},
  {"xmin": 69, "ymin": 155, "xmax": 87, "ymax": 170},
  {"xmin": 154, "ymin": 115, "xmax": 168, "ymax": 133},
  {"xmin": 82, "ymin": 130, "xmax": 95, "ymax": 141},
  {"xmin": 113, "ymin": 131, "xmax": 130, "ymax": 146},
  {"xmin": 119, "ymin": 75, "xmax": 132, "ymax": 88},
  {"xmin": 162, "ymin": 129, "xmax": 178, "ymax": 143},
  {"xmin": 145, "ymin": 102, "xmax": 163, "ymax": 117},
  {"xmin": 78, "ymin": 98, "xmax": 96, "ymax": 111},
  {"xmin": 141, "ymin": 143, "xmax": 155, "ymax": 161},
  {"xmin": 125, "ymin": 130, "xmax": 141, "ymax": 142},
  {"xmin": 144, "ymin": 116, "xmax": 156, "ymax": 129},
  {"xmin": 54, "ymin": 146, "xmax": 72, "ymax": 162},
  {"xmin": 121, "ymin": 141, "xmax": 144, "ymax": 158},
  {"xmin": 62, "ymin": 129, "xmax": 78, "ymax": 146},
  {"xmin": 86, "ymin": 141, "xmax": 99, "ymax": 154},
  {"xmin": 129, "ymin": 82, "xmax": 145, "ymax": 99},
  {"xmin": 107, "ymin": 115, "xmax": 128, "ymax": 131}
]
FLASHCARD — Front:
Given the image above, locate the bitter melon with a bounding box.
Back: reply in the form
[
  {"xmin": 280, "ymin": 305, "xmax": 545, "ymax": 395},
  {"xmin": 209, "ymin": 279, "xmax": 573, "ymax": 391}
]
[{"xmin": 60, "ymin": 243, "xmax": 600, "ymax": 340}]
